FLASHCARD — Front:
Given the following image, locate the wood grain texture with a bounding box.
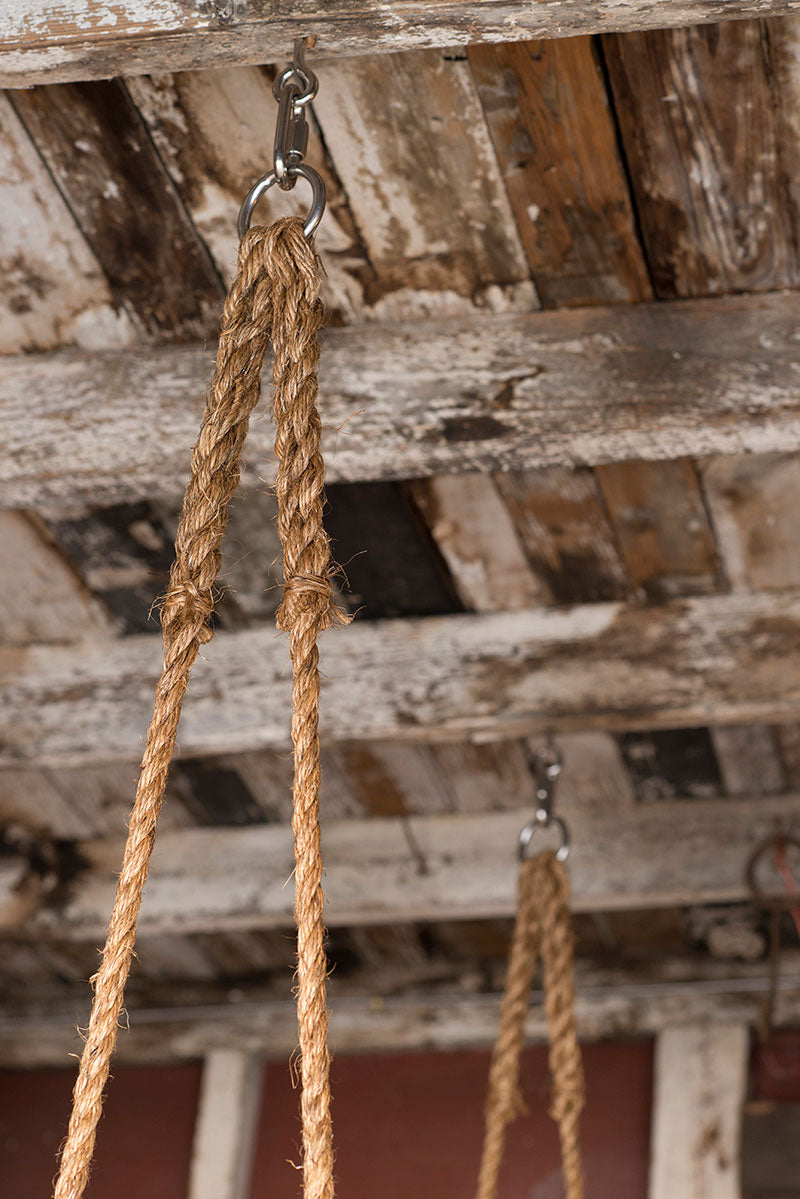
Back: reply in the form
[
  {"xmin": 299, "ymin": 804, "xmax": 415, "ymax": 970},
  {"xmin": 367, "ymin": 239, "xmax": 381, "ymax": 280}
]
[
  {"xmin": 0, "ymin": 94, "xmax": 134, "ymax": 354},
  {"xmin": 4, "ymin": 292, "xmax": 800, "ymax": 507},
  {"xmin": 7, "ymin": 589, "xmax": 800, "ymax": 764},
  {"xmin": 408, "ymin": 475, "xmax": 546, "ymax": 611},
  {"xmin": 469, "ymin": 37, "xmax": 651, "ymax": 308},
  {"xmin": 3, "ymin": 955, "xmax": 800, "ymax": 1067},
  {"xmin": 10, "ymin": 80, "xmax": 223, "ymax": 341},
  {"xmin": 12, "ymin": 793, "xmax": 800, "ymax": 937},
  {"xmin": 312, "ymin": 49, "xmax": 535, "ymax": 317},
  {"xmin": 126, "ymin": 66, "xmax": 370, "ymax": 325},
  {"xmin": 604, "ymin": 20, "xmax": 798, "ymax": 296},
  {"xmin": 702, "ymin": 452, "xmax": 800, "ymax": 592},
  {"xmin": 7, "ymin": 3, "xmax": 800, "ymax": 87},
  {"xmin": 649, "ymin": 1024, "xmax": 748, "ymax": 1199},
  {"xmin": 494, "ymin": 467, "xmax": 630, "ymax": 603},
  {"xmin": 595, "ymin": 458, "xmax": 721, "ymax": 598}
]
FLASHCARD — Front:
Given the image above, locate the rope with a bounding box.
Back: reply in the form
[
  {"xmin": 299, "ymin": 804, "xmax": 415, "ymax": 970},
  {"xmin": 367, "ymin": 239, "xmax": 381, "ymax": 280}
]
[
  {"xmin": 475, "ymin": 851, "xmax": 585, "ymax": 1199},
  {"xmin": 53, "ymin": 217, "xmax": 344, "ymax": 1199}
]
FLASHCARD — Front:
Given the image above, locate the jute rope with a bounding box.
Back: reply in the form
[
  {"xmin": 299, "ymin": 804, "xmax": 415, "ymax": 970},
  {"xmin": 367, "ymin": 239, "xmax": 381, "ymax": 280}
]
[
  {"xmin": 53, "ymin": 216, "xmax": 344, "ymax": 1199},
  {"xmin": 475, "ymin": 850, "xmax": 585, "ymax": 1199}
]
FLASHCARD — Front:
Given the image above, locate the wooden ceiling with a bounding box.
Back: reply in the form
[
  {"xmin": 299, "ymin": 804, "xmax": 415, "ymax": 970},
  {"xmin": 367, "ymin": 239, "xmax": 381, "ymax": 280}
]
[{"xmin": 3, "ymin": 6, "xmax": 800, "ymax": 1064}]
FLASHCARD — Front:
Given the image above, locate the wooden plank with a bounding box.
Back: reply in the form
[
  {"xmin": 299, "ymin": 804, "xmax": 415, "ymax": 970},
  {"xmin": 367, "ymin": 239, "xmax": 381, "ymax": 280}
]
[
  {"xmin": 0, "ymin": 93, "xmax": 134, "ymax": 355},
  {"xmin": 10, "ymin": 81, "xmax": 223, "ymax": 342},
  {"xmin": 3, "ymin": 3, "xmax": 800, "ymax": 88},
  {"xmin": 14, "ymin": 793, "xmax": 800, "ymax": 938},
  {"xmin": 595, "ymin": 458, "xmax": 721, "ymax": 598},
  {"xmin": 468, "ymin": 37, "xmax": 650, "ymax": 309},
  {"xmin": 188, "ymin": 1051, "xmax": 263, "ymax": 1199},
  {"xmin": 0, "ymin": 512, "xmax": 114, "ymax": 645},
  {"xmin": 408, "ymin": 475, "xmax": 545, "ymax": 611},
  {"xmin": 1, "ymin": 956, "xmax": 797, "ymax": 1068},
  {"xmin": 9, "ymin": 588, "xmax": 800, "ymax": 764},
  {"xmin": 4, "ymin": 291, "xmax": 800, "ymax": 507},
  {"xmin": 493, "ymin": 467, "xmax": 630, "ymax": 603},
  {"xmin": 712, "ymin": 725, "xmax": 786, "ymax": 795},
  {"xmin": 126, "ymin": 66, "xmax": 369, "ymax": 325},
  {"xmin": 702, "ymin": 452, "xmax": 800, "ymax": 592},
  {"xmin": 604, "ymin": 20, "xmax": 797, "ymax": 297},
  {"xmin": 649, "ymin": 1024, "xmax": 749, "ymax": 1199},
  {"xmin": 312, "ymin": 49, "xmax": 534, "ymax": 318}
]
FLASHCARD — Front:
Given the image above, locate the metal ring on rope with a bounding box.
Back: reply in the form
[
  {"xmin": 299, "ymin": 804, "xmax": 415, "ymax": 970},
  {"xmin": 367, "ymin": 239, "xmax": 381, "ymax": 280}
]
[
  {"xmin": 518, "ymin": 813, "xmax": 571, "ymax": 863},
  {"xmin": 237, "ymin": 163, "xmax": 326, "ymax": 239}
]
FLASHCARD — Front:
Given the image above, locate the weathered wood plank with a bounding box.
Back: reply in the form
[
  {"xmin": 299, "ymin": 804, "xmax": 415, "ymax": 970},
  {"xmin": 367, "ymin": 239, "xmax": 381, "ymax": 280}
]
[
  {"xmin": 0, "ymin": 94, "xmax": 134, "ymax": 354},
  {"xmin": 494, "ymin": 466, "xmax": 630, "ymax": 603},
  {"xmin": 595, "ymin": 458, "xmax": 722, "ymax": 598},
  {"xmin": 1, "ymin": 956, "xmax": 799, "ymax": 1068},
  {"xmin": 649, "ymin": 1024, "xmax": 748, "ymax": 1199},
  {"xmin": 7, "ymin": 589, "xmax": 800, "ymax": 764},
  {"xmin": 10, "ymin": 81, "xmax": 224, "ymax": 341},
  {"xmin": 7, "ymin": 4, "xmax": 799, "ymax": 88},
  {"xmin": 14, "ymin": 793, "xmax": 800, "ymax": 938},
  {"xmin": 469, "ymin": 37, "xmax": 650, "ymax": 309},
  {"xmin": 4, "ymin": 292, "xmax": 800, "ymax": 508},
  {"xmin": 409, "ymin": 475, "xmax": 545, "ymax": 611},
  {"xmin": 126, "ymin": 66, "xmax": 369, "ymax": 325},
  {"xmin": 312, "ymin": 49, "xmax": 534, "ymax": 317},
  {"xmin": 188, "ymin": 1051, "xmax": 263, "ymax": 1199},
  {"xmin": 604, "ymin": 20, "xmax": 797, "ymax": 296}
]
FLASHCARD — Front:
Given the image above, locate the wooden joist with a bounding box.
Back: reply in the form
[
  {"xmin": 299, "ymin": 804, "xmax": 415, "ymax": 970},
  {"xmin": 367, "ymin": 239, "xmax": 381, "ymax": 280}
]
[
  {"xmin": 2, "ymin": 956, "xmax": 799, "ymax": 1068},
  {"xmin": 2, "ymin": 291, "xmax": 800, "ymax": 508},
  {"xmin": 10, "ymin": 794, "xmax": 800, "ymax": 937},
  {"xmin": 3, "ymin": 3, "xmax": 800, "ymax": 88},
  {"xmin": 5, "ymin": 588, "xmax": 800, "ymax": 765}
]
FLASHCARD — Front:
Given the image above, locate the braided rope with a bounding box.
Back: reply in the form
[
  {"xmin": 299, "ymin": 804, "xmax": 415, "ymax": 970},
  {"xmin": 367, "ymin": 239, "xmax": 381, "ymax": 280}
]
[
  {"xmin": 475, "ymin": 851, "xmax": 585, "ymax": 1199},
  {"xmin": 53, "ymin": 217, "xmax": 344, "ymax": 1199}
]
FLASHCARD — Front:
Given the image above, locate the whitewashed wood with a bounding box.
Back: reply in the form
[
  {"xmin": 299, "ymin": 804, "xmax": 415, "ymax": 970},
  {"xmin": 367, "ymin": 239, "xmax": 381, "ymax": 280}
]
[
  {"xmin": 3, "ymin": 3, "xmax": 800, "ymax": 86},
  {"xmin": 0, "ymin": 512, "xmax": 115, "ymax": 646},
  {"xmin": 7, "ymin": 589, "xmax": 800, "ymax": 766},
  {"xmin": 0, "ymin": 95, "xmax": 133, "ymax": 355},
  {"xmin": 0, "ymin": 957, "xmax": 796, "ymax": 1068},
  {"xmin": 5, "ymin": 292, "xmax": 800, "ymax": 508},
  {"xmin": 16, "ymin": 793, "xmax": 800, "ymax": 939},
  {"xmin": 712, "ymin": 725, "xmax": 786, "ymax": 796},
  {"xmin": 188, "ymin": 1051, "xmax": 263, "ymax": 1199},
  {"xmin": 702, "ymin": 452, "xmax": 800, "ymax": 591},
  {"xmin": 409, "ymin": 475, "xmax": 545, "ymax": 610},
  {"xmin": 650, "ymin": 1024, "xmax": 748, "ymax": 1199}
]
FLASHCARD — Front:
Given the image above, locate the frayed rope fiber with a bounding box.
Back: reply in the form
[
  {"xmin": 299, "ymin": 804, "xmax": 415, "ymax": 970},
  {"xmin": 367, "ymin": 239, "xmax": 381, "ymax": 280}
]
[
  {"xmin": 475, "ymin": 851, "xmax": 585, "ymax": 1199},
  {"xmin": 53, "ymin": 217, "xmax": 346, "ymax": 1199}
]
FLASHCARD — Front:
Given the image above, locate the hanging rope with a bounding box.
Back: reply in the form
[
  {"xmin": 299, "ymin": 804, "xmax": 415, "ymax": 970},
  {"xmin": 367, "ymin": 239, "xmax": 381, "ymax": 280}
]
[
  {"xmin": 53, "ymin": 217, "xmax": 344, "ymax": 1199},
  {"xmin": 475, "ymin": 850, "xmax": 585, "ymax": 1199}
]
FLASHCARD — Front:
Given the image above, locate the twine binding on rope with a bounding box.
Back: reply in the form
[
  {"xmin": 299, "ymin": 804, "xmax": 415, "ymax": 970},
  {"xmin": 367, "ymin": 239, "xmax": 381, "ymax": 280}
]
[
  {"xmin": 476, "ymin": 850, "xmax": 585, "ymax": 1199},
  {"xmin": 53, "ymin": 216, "xmax": 344, "ymax": 1199}
]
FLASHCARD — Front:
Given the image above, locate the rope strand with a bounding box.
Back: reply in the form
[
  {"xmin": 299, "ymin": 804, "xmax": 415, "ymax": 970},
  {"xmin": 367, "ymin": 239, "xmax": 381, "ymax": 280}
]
[
  {"xmin": 475, "ymin": 851, "xmax": 585, "ymax": 1199},
  {"xmin": 53, "ymin": 217, "xmax": 342, "ymax": 1199}
]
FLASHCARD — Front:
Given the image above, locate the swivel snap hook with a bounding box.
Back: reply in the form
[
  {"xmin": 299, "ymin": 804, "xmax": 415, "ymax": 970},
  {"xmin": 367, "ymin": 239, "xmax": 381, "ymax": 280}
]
[
  {"xmin": 237, "ymin": 36, "xmax": 326, "ymax": 239},
  {"xmin": 518, "ymin": 742, "xmax": 570, "ymax": 863}
]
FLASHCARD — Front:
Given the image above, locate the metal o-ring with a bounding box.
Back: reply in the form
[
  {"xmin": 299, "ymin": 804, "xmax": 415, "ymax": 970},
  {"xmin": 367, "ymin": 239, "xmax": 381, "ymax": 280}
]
[
  {"xmin": 518, "ymin": 814, "xmax": 570, "ymax": 864},
  {"xmin": 272, "ymin": 65, "xmax": 318, "ymax": 105},
  {"xmin": 237, "ymin": 163, "xmax": 326, "ymax": 240}
]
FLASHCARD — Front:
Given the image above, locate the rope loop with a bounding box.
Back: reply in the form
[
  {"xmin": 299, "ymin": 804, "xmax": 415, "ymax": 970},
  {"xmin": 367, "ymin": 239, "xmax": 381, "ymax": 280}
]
[
  {"xmin": 52, "ymin": 217, "xmax": 342, "ymax": 1199},
  {"xmin": 476, "ymin": 850, "xmax": 585, "ymax": 1199}
]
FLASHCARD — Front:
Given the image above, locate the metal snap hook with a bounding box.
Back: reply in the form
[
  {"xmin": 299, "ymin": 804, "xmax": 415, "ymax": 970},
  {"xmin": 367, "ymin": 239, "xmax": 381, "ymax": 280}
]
[
  {"xmin": 237, "ymin": 162, "xmax": 327, "ymax": 240},
  {"xmin": 518, "ymin": 813, "xmax": 570, "ymax": 863}
]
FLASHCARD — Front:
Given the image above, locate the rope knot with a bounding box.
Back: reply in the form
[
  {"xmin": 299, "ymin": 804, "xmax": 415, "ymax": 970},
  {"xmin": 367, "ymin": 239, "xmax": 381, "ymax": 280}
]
[
  {"xmin": 161, "ymin": 578, "xmax": 215, "ymax": 644},
  {"xmin": 276, "ymin": 572, "xmax": 351, "ymax": 634}
]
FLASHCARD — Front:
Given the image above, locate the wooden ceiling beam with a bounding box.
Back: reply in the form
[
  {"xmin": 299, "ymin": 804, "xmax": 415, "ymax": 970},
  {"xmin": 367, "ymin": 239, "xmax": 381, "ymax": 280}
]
[
  {"xmin": 6, "ymin": 794, "xmax": 799, "ymax": 937},
  {"xmin": 4, "ymin": 588, "xmax": 800, "ymax": 766},
  {"xmin": 3, "ymin": 291, "xmax": 800, "ymax": 508},
  {"xmin": 3, "ymin": 4, "xmax": 800, "ymax": 88},
  {"xmin": 3, "ymin": 954, "xmax": 800, "ymax": 1067}
]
